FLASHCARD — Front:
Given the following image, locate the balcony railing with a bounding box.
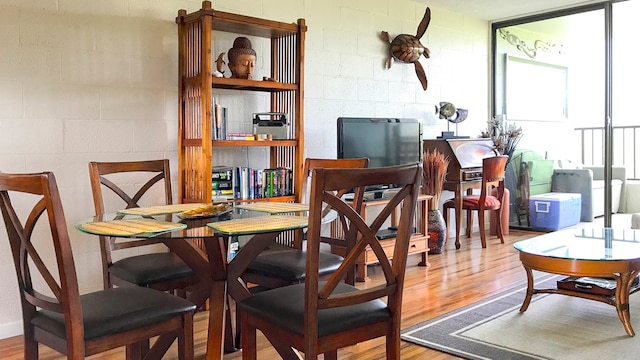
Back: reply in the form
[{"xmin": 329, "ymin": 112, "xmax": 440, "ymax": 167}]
[{"xmin": 575, "ymin": 125, "xmax": 639, "ymax": 180}]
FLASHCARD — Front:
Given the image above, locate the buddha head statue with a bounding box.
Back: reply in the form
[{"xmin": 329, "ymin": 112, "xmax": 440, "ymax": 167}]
[{"xmin": 228, "ymin": 36, "xmax": 256, "ymax": 79}]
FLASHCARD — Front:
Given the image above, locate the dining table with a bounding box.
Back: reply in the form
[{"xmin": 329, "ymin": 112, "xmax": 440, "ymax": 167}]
[{"xmin": 76, "ymin": 202, "xmax": 309, "ymax": 360}]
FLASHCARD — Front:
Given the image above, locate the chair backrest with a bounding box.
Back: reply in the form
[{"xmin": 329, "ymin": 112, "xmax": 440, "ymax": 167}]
[
  {"xmin": 304, "ymin": 163, "xmax": 421, "ymax": 340},
  {"xmin": 480, "ymin": 155, "xmax": 509, "ymax": 203},
  {"xmin": 0, "ymin": 172, "xmax": 85, "ymax": 352},
  {"xmin": 300, "ymin": 157, "xmax": 369, "ymax": 228},
  {"xmin": 89, "ymin": 159, "xmax": 172, "ymax": 214},
  {"xmin": 88, "ymin": 159, "xmax": 172, "ymax": 288},
  {"xmin": 299, "ymin": 158, "xmax": 369, "ymax": 204}
]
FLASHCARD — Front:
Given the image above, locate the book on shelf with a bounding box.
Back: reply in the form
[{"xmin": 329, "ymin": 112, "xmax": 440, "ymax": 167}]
[
  {"xmin": 213, "ymin": 98, "xmax": 227, "ymax": 140},
  {"xmin": 226, "ymin": 133, "xmax": 256, "ymax": 141},
  {"xmin": 211, "ymin": 166, "xmax": 293, "ymax": 202},
  {"xmin": 212, "ymin": 180, "xmax": 232, "ymax": 191}
]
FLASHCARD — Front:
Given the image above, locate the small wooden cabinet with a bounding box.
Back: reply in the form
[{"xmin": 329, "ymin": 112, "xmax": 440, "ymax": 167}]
[
  {"xmin": 330, "ymin": 194, "xmax": 431, "ymax": 282},
  {"xmin": 175, "ymin": 1, "xmax": 306, "ymax": 205}
]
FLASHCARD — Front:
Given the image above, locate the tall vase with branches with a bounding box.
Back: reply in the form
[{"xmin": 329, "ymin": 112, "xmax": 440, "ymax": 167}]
[
  {"xmin": 422, "ymin": 149, "xmax": 450, "ymax": 254},
  {"xmin": 480, "ymin": 115, "xmax": 523, "ymax": 161}
]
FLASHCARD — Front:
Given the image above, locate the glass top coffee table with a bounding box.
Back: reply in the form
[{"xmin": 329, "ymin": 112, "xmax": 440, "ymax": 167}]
[{"xmin": 514, "ymin": 228, "xmax": 640, "ymax": 336}]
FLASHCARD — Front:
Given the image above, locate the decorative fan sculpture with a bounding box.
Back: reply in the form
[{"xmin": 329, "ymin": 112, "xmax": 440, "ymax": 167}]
[
  {"xmin": 435, "ymin": 102, "xmax": 468, "ymax": 138},
  {"xmin": 381, "ymin": 7, "xmax": 431, "ymax": 91}
]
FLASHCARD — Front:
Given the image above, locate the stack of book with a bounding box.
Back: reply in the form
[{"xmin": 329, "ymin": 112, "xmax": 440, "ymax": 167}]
[{"xmin": 212, "ymin": 166, "xmax": 293, "ymax": 202}]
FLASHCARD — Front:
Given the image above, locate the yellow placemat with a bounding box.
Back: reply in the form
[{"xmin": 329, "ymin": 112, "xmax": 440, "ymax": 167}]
[
  {"xmin": 79, "ymin": 218, "xmax": 187, "ymax": 236},
  {"xmin": 117, "ymin": 203, "xmax": 210, "ymax": 216},
  {"xmin": 235, "ymin": 202, "xmax": 309, "ymax": 214},
  {"xmin": 207, "ymin": 215, "xmax": 308, "ymax": 235}
]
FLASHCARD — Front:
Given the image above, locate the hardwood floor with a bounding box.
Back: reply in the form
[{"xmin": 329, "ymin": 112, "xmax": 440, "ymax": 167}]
[{"xmin": 0, "ymin": 229, "xmax": 540, "ymax": 359}]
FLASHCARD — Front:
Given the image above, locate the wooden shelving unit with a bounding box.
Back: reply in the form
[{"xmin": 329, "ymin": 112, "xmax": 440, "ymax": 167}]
[{"xmin": 175, "ymin": 1, "xmax": 306, "ymax": 205}]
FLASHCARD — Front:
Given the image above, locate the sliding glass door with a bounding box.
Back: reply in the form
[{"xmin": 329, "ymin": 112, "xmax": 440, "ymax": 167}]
[{"xmin": 491, "ymin": 1, "xmax": 634, "ymax": 229}]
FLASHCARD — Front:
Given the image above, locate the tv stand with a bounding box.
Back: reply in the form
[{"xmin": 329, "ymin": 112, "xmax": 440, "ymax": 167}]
[{"xmin": 329, "ymin": 194, "xmax": 431, "ymax": 282}]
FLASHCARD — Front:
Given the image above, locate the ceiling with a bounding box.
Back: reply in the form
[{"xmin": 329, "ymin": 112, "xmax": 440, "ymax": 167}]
[{"xmin": 411, "ymin": 0, "xmax": 606, "ymax": 21}]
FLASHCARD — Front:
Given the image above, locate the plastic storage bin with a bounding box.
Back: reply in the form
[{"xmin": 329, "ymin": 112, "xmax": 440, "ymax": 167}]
[{"xmin": 529, "ymin": 192, "xmax": 581, "ymax": 230}]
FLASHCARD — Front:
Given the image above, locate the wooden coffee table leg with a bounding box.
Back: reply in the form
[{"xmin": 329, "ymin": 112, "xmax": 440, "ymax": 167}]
[
  {"xmin": 614, "ymin": 271, "xmax": 638, "ymax": 336},
  {"xmin": 519, "ymin": 265, "xmax": 535, "ymax": 313}
]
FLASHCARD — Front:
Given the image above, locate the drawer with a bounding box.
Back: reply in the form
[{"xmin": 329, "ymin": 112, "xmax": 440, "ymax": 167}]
[
  {"xmin": 407, "ymin": 236, "xmax": 428, "ymax": 254},
  {"xmin": 331, "ymin": 235, "xmax": 428, "ymax": 265}
]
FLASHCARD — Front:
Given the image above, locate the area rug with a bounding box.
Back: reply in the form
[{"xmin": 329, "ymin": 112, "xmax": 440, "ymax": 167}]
[{"xmin": 401, "ymin": 275, "xmax": 640, "ymax": 360}]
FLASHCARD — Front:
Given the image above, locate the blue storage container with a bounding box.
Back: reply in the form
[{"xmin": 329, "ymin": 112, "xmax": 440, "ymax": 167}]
[{"xmin": 529, "ymin": 192, "xmax": 581, "ymax": 230}]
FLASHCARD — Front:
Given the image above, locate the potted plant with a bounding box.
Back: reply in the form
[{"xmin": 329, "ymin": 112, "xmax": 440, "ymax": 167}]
[{"xmin": 422, "ymin": 149, "xmax": 450, "ymax": 254}]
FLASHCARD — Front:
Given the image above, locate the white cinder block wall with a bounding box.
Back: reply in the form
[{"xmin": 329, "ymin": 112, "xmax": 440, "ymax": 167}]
[{"xmin": 0, "ymin": 0, "xmax": 488, "ymax": 338}]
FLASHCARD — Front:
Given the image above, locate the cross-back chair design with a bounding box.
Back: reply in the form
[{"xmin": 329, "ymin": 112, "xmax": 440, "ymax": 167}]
[
  {"xmin": 242, "ymin": 157, "xmax": 369, "ymax": 289},
  {"xmin": 443, "ymin": 155, "xmax": 509, "ymax": 249},
  {"xmin": 238, "ymin": 163, "xmax": 422, "ymax": 359},
  {"xmin": 88, "ymin": 160, "xmax": 198, "ymax": 293},
  {"xmin": 0, "ymin": 171, "xmax": 195, "ymax": 360}
]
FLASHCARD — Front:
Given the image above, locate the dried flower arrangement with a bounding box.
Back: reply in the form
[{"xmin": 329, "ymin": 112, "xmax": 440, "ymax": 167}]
[
  {"xmin": 480, "ymin": 116, "xmax": 523, "ymax": 160},
  {"xmin": 422, "ymin": 149, "xmax": 450, "ymax": 208}
]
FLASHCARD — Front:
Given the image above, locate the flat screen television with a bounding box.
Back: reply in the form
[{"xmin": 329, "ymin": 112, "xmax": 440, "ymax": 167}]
[{"xmin": 337, "ymin": 117, "xmax": 423, "ymax": 169}]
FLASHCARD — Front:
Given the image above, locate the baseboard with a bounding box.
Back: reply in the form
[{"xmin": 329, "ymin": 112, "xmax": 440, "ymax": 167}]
[{"xmin": 0, "ymin": 320, "xmax": 23, "ymax": 340}]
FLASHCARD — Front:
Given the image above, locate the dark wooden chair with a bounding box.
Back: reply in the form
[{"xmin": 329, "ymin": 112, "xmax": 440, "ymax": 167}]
[
  {"xmin": 238, "ymin": 163, "xmax": 422, "ymax": 359},
  {"xmin": 88, "ymin": 160, "xmax": 199, "ymax": 294},
  {"xmin": 517, "ymin": 160, "xmax": 531, "ymax": 227},
  {"xmin": 241, "ymin": 157, "xmax": 369, "ymax": 289},
  {"xmin": 0, "ymin": 171, "xmax": 195, "ymax": 359},
  {"xmin": 443, "ymin": 155, "xmax": 509, "ymax": 249}
]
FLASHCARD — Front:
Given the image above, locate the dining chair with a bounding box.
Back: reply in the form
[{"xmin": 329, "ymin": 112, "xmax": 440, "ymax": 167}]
[
  {"xmin": 443, "ymin": 155, "xmax": 509, "ymax": 249},
  {"xmin": 241, "ymin": 157, "xmax": 369, "ymax": 289},
  {"xmin": 0, "ymin": 171, "xmax": 196, "ymax": 360},
  {"xmin": 88, "ymin": 160, "xmax": 198, "ymax": 294},
  {"xmin": 238, "ymin": 163, "xmax": 422, "ymax": 359}
]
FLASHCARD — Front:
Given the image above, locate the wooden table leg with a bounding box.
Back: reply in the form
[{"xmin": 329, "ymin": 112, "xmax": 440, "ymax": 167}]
[
  {"xmin": 202, "ymin": 236, "xmax": 233, "ymax": 358},
  {"xmin": 206, "ymin": 280, "xmax": 228, "ymax": 358},
  {"xmin": 614, "ymin": 271, "xmax": 638, "ymax": 336},
  {"xmin": 519, "ymin": 265, "xmax": 535, "ymax": 313}
]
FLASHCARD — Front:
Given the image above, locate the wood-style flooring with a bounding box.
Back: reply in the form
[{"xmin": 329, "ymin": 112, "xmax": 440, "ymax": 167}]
[{"xmin": 0, "ymin": 229, "xmax": 541, "ymax": 359}]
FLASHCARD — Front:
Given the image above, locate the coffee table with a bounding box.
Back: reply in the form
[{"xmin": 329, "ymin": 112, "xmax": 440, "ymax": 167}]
[{"xmin": 514, "ymin": 228, "xmax": 640, "ymax": 336}]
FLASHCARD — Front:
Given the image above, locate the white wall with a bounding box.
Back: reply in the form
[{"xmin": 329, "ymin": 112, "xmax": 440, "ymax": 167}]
[{"xmin": 0, "ymin": 0, "xmax": 489, "ymax": 338}]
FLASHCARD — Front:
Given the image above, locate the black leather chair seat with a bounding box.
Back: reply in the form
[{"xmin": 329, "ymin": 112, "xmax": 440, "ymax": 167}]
[
  {"xmin": 31, "ymin": 287, "xmax": 196, "ymax": 340},
  {"xmin": 238, "ymin": 281, "xmax": 389, "ymax": 337},
  {"xmin": 108, "ymin": 252, "xmax": 194, "ymax": 286},
  {"xmin": 245, "ymin": 251, "xmax": 344, "ymax": 282}
]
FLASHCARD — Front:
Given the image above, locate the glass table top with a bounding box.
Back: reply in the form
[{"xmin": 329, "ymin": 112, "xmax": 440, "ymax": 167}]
[
  {"xmin": 514, "ymin": 228, "xmax": 640, "ymax": 261},
  {"xmin": 77, "ymin": 206, "xmax": 307, "ymax": 239}
]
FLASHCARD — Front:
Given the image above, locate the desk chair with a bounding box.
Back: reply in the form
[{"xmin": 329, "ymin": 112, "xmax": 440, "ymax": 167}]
[
  {"xmin": 88, "ymin": 160, "xmax": 198, "ymax": 294},
  {"xmin": 238, "ymin": 163, "xmax": 422, "ymax": 359},
  {"xmin": 0, "ymin": 171, "xmax": 195, "ymax": 359},
  {"xmin": 242, "ymin": 158, "xmax": 369, "ymax": 289},
  {"xmin": 443, "ymin": 155, "xmax": 509, "ymax": 248}
]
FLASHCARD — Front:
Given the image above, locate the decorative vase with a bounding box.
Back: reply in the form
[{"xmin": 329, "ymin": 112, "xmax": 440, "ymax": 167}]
[{"xmin": 427, "ymin": 209, "xmax": 446, "ymax": 254}]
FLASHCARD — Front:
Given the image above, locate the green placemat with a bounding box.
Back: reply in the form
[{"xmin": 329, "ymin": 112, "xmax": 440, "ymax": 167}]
[
  {"xmin": 207, "ymin": 215, "xmax": 308, "ymax": 235},
  {"xmin": 235, "ymin": 202, "xmax": 309, "ymax": 214},
  {"xmin": 79, "ymin": 218, "xmax": 187, "ymax": 236},
  {"xmin": 118, "ymin": 203, "xmax": 210, "ymax": 216}
]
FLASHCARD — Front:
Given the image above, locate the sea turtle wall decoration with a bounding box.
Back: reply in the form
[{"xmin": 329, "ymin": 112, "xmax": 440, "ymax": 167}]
[{"xmin": 381, "ymin": 7, "xmax": 431, "ymax": 91}]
